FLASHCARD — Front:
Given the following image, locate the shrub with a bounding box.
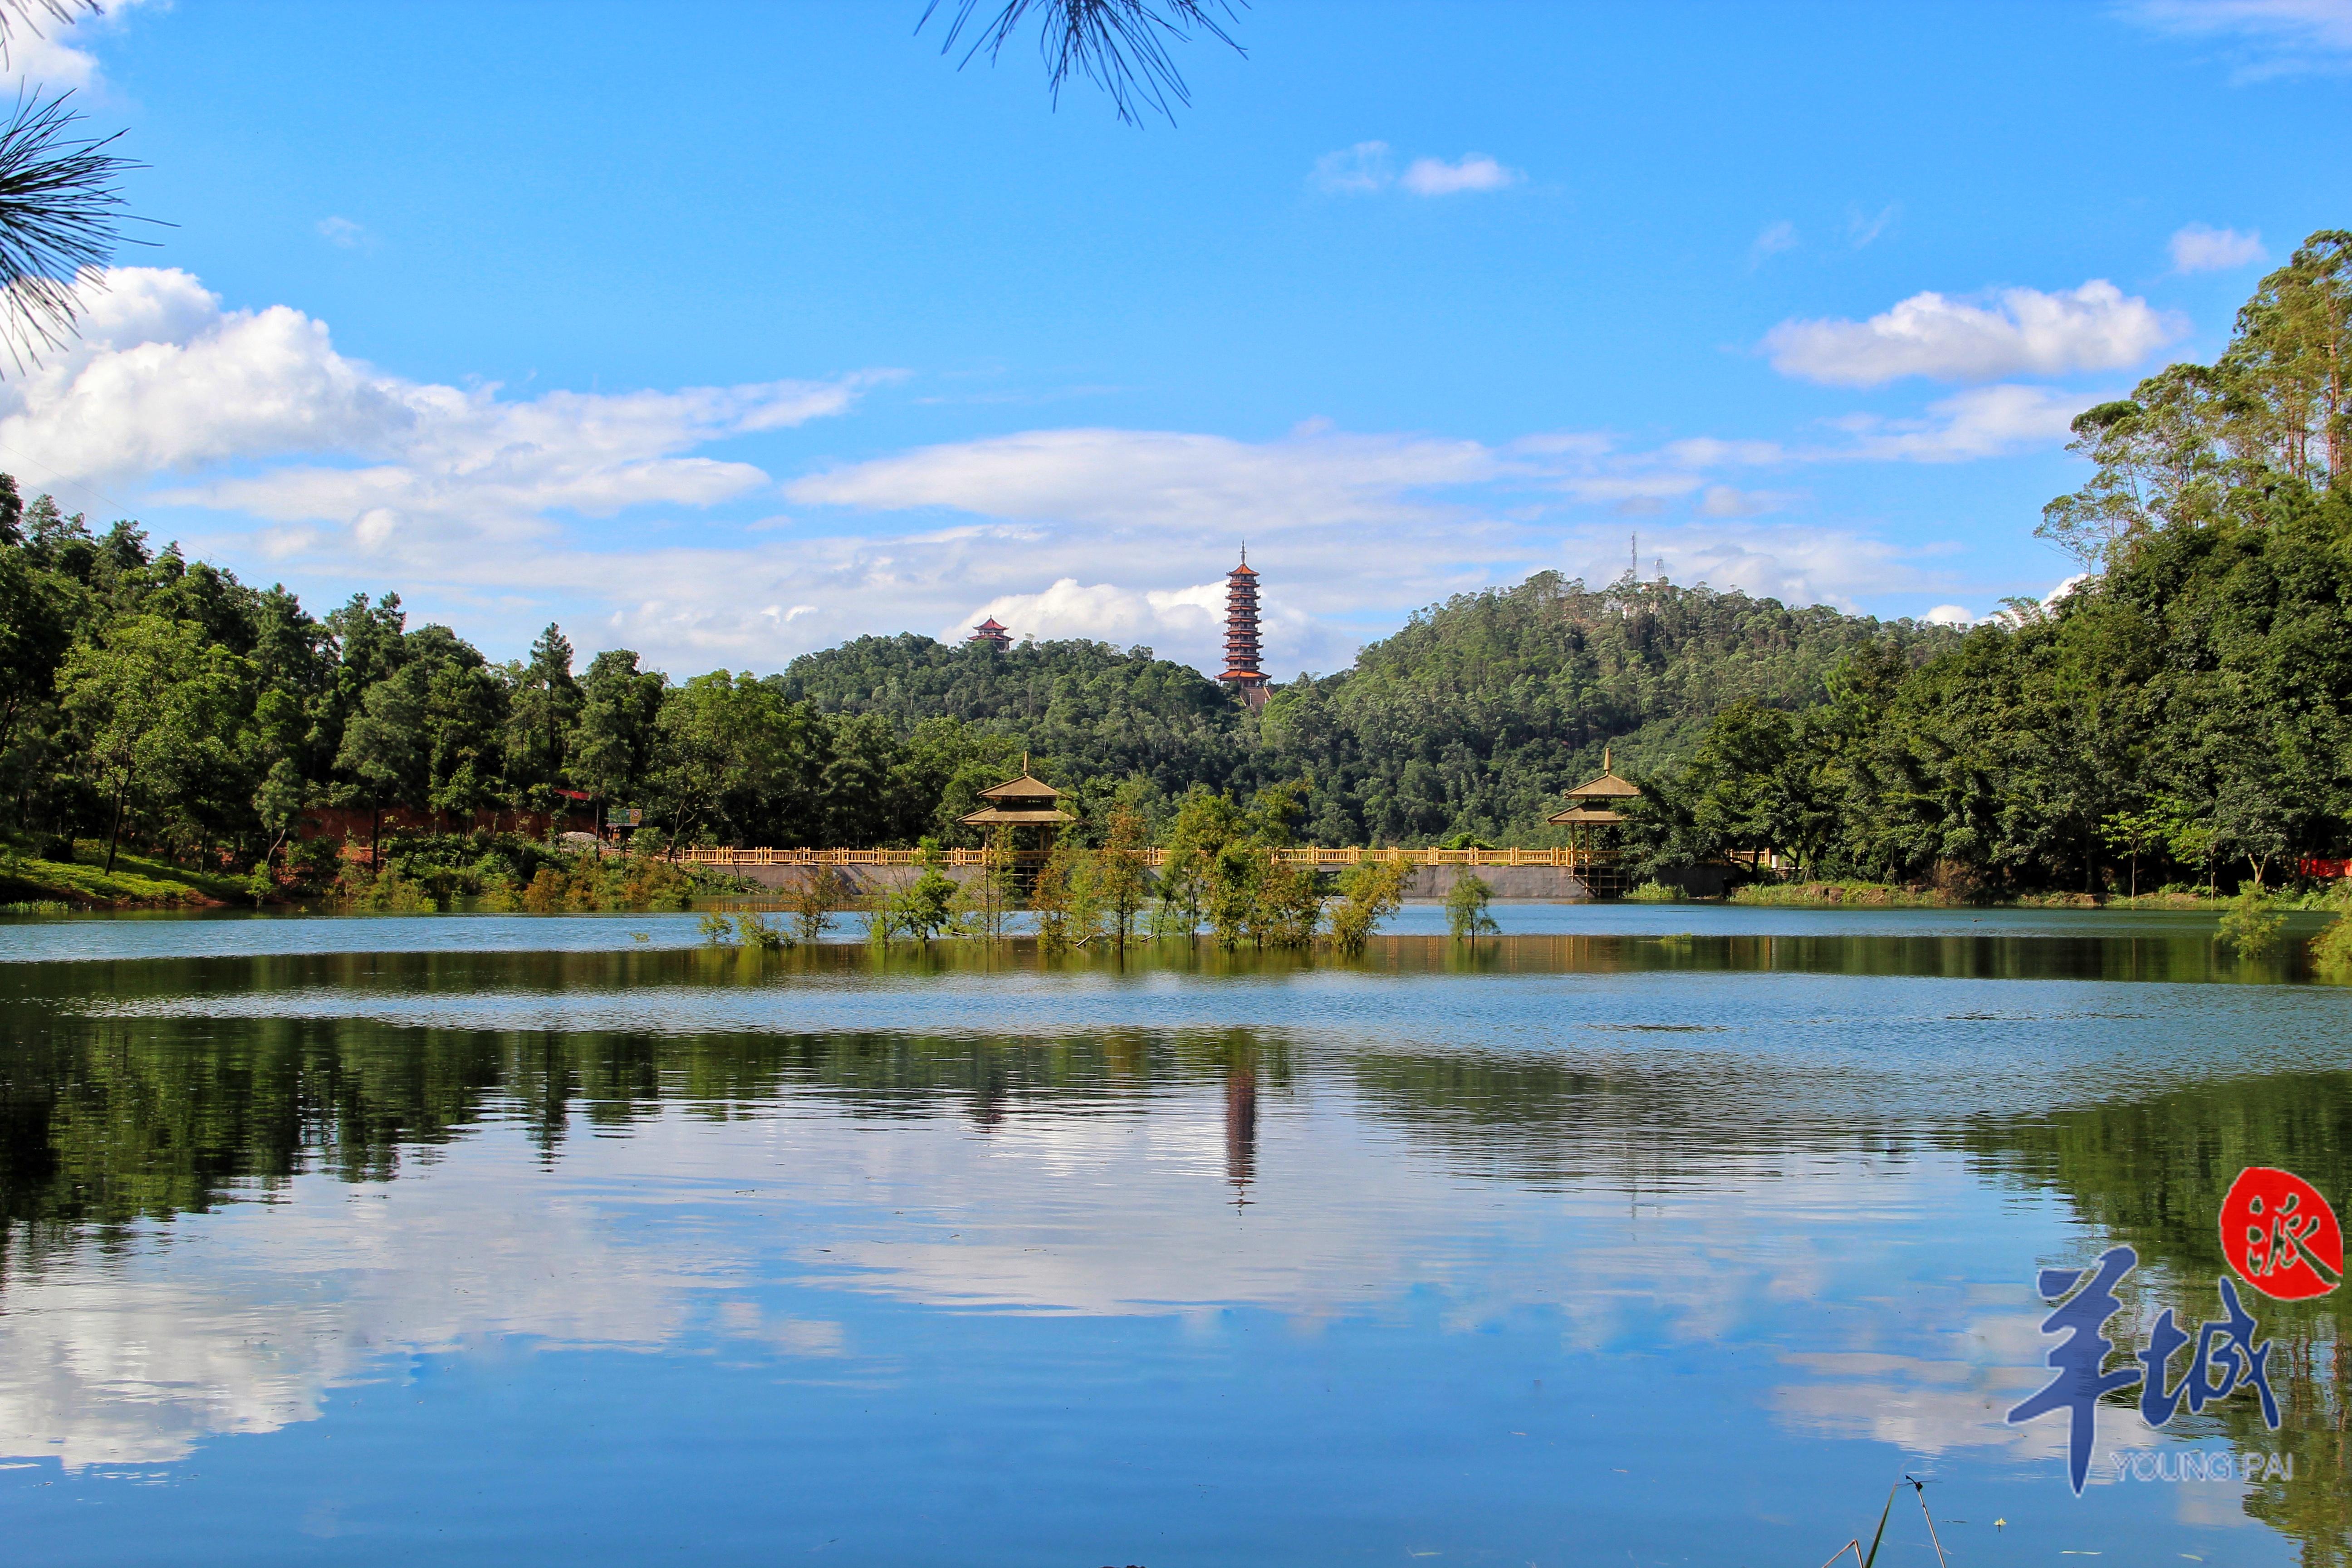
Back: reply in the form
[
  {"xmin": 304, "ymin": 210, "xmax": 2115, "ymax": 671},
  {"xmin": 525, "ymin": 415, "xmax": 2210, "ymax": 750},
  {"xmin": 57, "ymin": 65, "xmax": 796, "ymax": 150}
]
[
  {"xmin": 1626, "ymin": 879, "xmax": 1682, "ymax": 903},
  {"xmin": 2309, "ymin": 913, "xmax": 2352, "ymax": 975},
  {"xmin": 2217, "ymin": 886, "xmax": 2286, "ymax": 958},
  {"xmin": 789, "ymin": 865, "xmax": 849, "ymax": 941}
]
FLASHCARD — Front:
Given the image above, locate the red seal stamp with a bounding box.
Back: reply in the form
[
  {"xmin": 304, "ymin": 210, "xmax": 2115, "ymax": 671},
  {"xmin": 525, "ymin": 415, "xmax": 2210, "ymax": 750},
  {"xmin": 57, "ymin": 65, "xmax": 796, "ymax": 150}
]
[{"xmin": 2220, "ymin": 1167, "xmax": 2343, "ymax": 1301}]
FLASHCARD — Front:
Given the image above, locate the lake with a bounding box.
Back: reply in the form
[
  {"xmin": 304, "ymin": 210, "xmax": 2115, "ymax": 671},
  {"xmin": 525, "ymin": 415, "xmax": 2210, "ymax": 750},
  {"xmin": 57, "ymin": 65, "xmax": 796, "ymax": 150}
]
[{"xmin": 0, "ymin": 905, "xmax": 2345, "ymax": 1565}]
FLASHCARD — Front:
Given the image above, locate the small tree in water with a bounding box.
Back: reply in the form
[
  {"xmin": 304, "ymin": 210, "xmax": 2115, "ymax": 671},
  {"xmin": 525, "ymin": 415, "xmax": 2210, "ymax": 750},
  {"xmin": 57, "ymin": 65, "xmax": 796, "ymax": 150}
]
[
  {"xmin": 789, "ymin": 864, "xmax": 848, "ymax": 943},
  {"xmin": 898, "ymin": 839, "xmax": 960, "ymax": 945},
  {"xmin": 2217, "ymin": 885, "xmax": 2286, "ymax": 959},
  {"xmin": 1446, "ymin": 873, "xmax": 1500, "ymax": 941},
  {"xmin": 1032, "ymin": 835, "xmax": 1101, "ymax": 952},
  {"xmin": 1329, "ymin": 857, "xmax": 1413, "ymax": 956},
  {"xmin": 1096, "ymin": 805, "xmax": 1153, "ymax": 954}
]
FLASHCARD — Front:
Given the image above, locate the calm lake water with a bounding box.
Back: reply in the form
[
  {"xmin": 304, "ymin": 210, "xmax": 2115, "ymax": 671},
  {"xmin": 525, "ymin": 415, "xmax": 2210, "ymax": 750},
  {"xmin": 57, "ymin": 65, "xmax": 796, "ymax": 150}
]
[{"xmin": 0, "ymin": 905, "xmax": 2345, "ymax": 1565}]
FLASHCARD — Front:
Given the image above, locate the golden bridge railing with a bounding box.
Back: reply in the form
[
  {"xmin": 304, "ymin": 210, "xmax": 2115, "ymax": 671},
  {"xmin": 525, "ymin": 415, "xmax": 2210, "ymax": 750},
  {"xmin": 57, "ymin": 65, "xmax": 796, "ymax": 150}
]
[{"xmin": 674, "ymin": 846, "xmax": 1617, "ymax": 869}]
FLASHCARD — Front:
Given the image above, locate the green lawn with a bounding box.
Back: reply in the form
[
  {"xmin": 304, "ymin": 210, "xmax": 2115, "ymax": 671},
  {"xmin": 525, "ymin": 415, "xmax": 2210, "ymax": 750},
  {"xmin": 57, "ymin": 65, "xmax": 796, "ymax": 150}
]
[{"xmin": 0, "ymin": 842, "xmax": 250, "ymax": 909}]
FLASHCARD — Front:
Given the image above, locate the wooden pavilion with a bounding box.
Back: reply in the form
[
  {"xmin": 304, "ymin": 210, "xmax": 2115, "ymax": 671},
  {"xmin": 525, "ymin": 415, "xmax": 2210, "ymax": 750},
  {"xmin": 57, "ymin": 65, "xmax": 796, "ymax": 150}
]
[
  {"xmin": 958, "ymin": 759, "xmax": 1074, "ymax": 840},
  {"xmin": 1548, "ymin": 747, "xmax": 1641, "ymax": 847}
]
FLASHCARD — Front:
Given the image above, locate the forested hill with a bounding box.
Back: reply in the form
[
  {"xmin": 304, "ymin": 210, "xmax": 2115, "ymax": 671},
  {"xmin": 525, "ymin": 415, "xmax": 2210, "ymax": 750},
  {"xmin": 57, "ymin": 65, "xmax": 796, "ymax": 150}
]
[
  {"xmin": 1259, "ymin": 574, "xmax": 1953, "ymax": 844},
  {"xmin": 776, "ymin": 635, "xmax": 1244, "ymax": 799},
  {"xmin": 770, "ymin": 578, "xmax": 1955, "ymax": 845}
]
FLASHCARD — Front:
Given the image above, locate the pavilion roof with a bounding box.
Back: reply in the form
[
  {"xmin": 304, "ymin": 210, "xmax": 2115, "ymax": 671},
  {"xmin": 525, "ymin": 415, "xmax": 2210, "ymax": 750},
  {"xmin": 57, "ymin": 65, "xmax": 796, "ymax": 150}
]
[
  {"xmin": 978, "ymin": 770, "xmax": 1063, "ymax": 802},
  {"xmin": 1562, "ymin": 745, "xmax": 1642, "ymax": 801},
  {"xmin": 1546, "ymin": 806, "xmax": 1624, "ymax": 825},
  {"xmin": 960, "ymin": 806, "xmax": 1077, "ymax": 825}
]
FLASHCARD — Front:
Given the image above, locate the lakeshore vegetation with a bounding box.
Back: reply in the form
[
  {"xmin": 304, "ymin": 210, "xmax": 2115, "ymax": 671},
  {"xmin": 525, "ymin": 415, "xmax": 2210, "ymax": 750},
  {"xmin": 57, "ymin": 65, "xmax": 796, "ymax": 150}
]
[{"xmin": 2, "ymin": 234, "xmax": 2349, "ymax": 907}]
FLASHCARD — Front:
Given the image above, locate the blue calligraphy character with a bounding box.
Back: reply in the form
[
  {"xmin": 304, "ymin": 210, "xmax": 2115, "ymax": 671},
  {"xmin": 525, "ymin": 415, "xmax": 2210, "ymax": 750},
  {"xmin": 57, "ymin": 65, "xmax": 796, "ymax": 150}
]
[
  {"xmin": 2008, "ymin": 1245, "xmax": 2143, "ymax": 1495},
  {"xmin": 2136, "ymin": 1307, "xmax": 2190, "ymax": 1426},
  {"xmin": 2185, "ymin": 1276, "xmax": 2281, "ymax": 1430}
]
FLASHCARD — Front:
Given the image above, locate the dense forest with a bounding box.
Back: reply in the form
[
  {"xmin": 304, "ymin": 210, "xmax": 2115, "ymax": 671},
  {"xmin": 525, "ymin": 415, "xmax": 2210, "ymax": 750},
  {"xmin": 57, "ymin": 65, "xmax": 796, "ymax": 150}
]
[{"xmin": 3, "ymin": 232, "xmax": 2347, "ymax": 897}]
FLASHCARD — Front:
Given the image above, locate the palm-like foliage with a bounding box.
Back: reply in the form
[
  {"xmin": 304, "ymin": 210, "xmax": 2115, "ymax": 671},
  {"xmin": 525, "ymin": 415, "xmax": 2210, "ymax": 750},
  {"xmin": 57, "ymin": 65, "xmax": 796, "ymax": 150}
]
[
  {"xmin": 0, "ymin": 3, "xmax": 139, "ymax": 371},
  {"xmin": 920, "ymin": 0, "xmax": 1245, "ymax": 125}
]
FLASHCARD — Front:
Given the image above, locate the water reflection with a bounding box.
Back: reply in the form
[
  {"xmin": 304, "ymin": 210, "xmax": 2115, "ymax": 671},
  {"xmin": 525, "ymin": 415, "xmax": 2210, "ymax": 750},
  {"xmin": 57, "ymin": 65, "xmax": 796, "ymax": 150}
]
[{"xmin": 0, "ymin": 927, "xmax": 2344, "ymax": 1564}]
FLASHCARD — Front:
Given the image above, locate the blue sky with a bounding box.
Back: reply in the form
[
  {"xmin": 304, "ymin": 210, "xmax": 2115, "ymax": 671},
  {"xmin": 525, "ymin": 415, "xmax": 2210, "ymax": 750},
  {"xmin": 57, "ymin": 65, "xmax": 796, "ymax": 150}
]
[{"xmin": 6, "ymin": 0, "xmax": 2348, "ymax": 678}]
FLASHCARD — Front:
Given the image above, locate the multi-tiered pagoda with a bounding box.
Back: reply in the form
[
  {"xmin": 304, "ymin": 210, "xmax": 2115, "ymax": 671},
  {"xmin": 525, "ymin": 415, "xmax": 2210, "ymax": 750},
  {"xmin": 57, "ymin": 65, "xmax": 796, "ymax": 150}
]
[
  {"xmin": 1219, "ymin": 549, "xmax": 1269, "ymax": 710},
  {"xmin": 968, "ymin": 616, "xmax": 1013, "ymax": 649}
]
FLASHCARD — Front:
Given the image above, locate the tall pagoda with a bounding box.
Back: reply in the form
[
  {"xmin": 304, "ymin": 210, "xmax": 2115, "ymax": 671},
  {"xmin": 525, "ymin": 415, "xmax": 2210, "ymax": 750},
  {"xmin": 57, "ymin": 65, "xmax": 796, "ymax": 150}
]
[
  {"xmin": 968, "ymin": 616, "xmax": 1012, "ymax": 649},
  {"xmin": 1219, "ymin": 548, "xmax": 1269, "ymax": 710}
]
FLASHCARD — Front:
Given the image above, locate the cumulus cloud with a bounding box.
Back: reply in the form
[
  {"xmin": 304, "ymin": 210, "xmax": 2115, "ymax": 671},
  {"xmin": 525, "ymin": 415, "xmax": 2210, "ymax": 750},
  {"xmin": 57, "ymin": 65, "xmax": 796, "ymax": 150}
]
[
  {"xmin": 6, "ymin": 267, "xmax": 881, "ymax": 563},
  {"xmin": 2169, "ymin": 221, "xmax": 2267, "ymax": 272},
  {"xmin": 1, "ymin": 0, "xmax": 152, "ymax": 92},
  {"xmin": 1763, "ymin": 280, "xmax": 2183, "ymax": 386},
  {"xmin": 1923, "ymin": 604, "xmax": 1975, "ymax": 627},
  {"xmin": 1398, "ymin": 153, "xmax": 1521, "ymax": 196},
  {"xmin": 944, "ymin": 575, "xmax": 1246, "ymax": 656}
]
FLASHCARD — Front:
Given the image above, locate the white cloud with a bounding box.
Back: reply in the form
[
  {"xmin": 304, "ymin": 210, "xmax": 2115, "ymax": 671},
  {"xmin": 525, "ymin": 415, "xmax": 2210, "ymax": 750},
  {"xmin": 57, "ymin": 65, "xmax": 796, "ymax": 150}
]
[
  {"xmin": 1923, "ymin": 604, "xmax": 1975, "ymax": 627},
  {"xmin": 1310, "ymin": 140, "xmax": 1392, "ymax": 194},
  {"xmin": 1398, "ymin": 153, "xmax": 1520, "ymax": 196},
  {"xmin": 315, "ymin": 216, "xmax": 367, "ymax": 249},
  {"xmin": 1763, "ymin": 280, "xmax": 2183, "ymax": 386},
  {"xmin": 17, "ymin": 262, "xmax": 2084, "ymax": 680},
  {"xmin": 788, "ymin": 425, "xmax": 1494, "ymax": 534},
  {"xmin": 1563, "ymin": 520, "xmax": 1937, "ymax": 610},
  {"xmin": 2125, "ymin": 0, "xmax": 2352, "ymax": 75},
  {"xmin": 5, "ymin": 267, "xmax": 880, "ymax": 561},
  {"xmin": 1833, "ymin": 383, "xmax": 2093, "ymax": 462},
  {"xmin": 1312, "ymin": 144, "xmax": 1520, "ymax": 197},
  {"xmin": 2169, "ymin": 222, "xmax": 2267, "ymax": 272},
  {"xmin": 1698, "ymin": 484, "xmax": 1797, "ymax": 518},
  {"xmin": 944, "ymin": 575, "xmax": 1246, "ymax": 657},
  {"xmin": 1749, "ymin": 220, "xmax": 1799, "ymax": 265}
]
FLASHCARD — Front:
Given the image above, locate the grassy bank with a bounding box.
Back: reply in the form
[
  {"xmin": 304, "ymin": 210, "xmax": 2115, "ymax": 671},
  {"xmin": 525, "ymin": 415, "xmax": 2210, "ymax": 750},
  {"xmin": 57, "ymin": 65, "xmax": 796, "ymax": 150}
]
[
  {"xmin": 1728, "ymin": 881, "xmax": 1956, "ymax": 907},
  {"xmin": 0, "ymin": 842, "xmax": 247, "ymax": 909}
]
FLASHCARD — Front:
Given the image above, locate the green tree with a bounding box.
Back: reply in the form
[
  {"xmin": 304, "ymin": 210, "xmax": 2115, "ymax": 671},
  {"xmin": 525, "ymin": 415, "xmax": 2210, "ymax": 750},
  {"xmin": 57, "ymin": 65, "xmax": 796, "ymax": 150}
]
[
  {"xmin": 1329, "ymin": 856, "xmax": 1411, "ymax": 956},
  {"xmin": 573, "ymin": 650, "xmax": 668, "ymax": 810},
  {"xmin": 58, "ymin": 616, "xmax": 249, "ymax": 874},
  {"xmin": 507, "ymin": 623, "xmax": 583, "ymax": 814},
  {"xmin": 1446, "ymin": 872, "xmax": 1499, "ymax": 941},
  {"xmin": 1095, "ymin": 803, "xmax": 1152, "ymax": 953}
]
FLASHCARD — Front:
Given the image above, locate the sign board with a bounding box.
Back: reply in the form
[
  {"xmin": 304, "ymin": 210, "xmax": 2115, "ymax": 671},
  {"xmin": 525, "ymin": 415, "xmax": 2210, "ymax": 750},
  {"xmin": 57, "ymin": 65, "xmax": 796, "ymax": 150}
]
[{"xmin": 608, "ymin": 808, "xmax": 645, "ymax": 828}]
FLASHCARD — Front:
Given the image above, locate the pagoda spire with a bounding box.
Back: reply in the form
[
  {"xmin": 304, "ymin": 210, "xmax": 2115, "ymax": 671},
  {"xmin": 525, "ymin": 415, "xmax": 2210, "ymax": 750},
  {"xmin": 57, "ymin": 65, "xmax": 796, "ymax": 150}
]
[{"xmin": 1218, "ymin": 547, "xmax": 1269, "ymax": 710}]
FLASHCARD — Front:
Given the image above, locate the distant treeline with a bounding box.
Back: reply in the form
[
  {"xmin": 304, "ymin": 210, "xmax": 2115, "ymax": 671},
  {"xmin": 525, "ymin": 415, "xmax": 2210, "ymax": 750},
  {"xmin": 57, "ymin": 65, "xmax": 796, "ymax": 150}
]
[{"xmin": 8, "ymin": 233, "xmax": 2346, "ymax": 894}]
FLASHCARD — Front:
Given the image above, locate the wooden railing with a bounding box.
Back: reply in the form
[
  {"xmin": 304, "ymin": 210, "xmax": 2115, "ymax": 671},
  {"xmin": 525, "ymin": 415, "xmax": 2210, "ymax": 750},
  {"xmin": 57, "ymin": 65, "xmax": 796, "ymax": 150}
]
[{"xmin": 673, "ymin": 845, "xmax": 1617, "ymax": 869}]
